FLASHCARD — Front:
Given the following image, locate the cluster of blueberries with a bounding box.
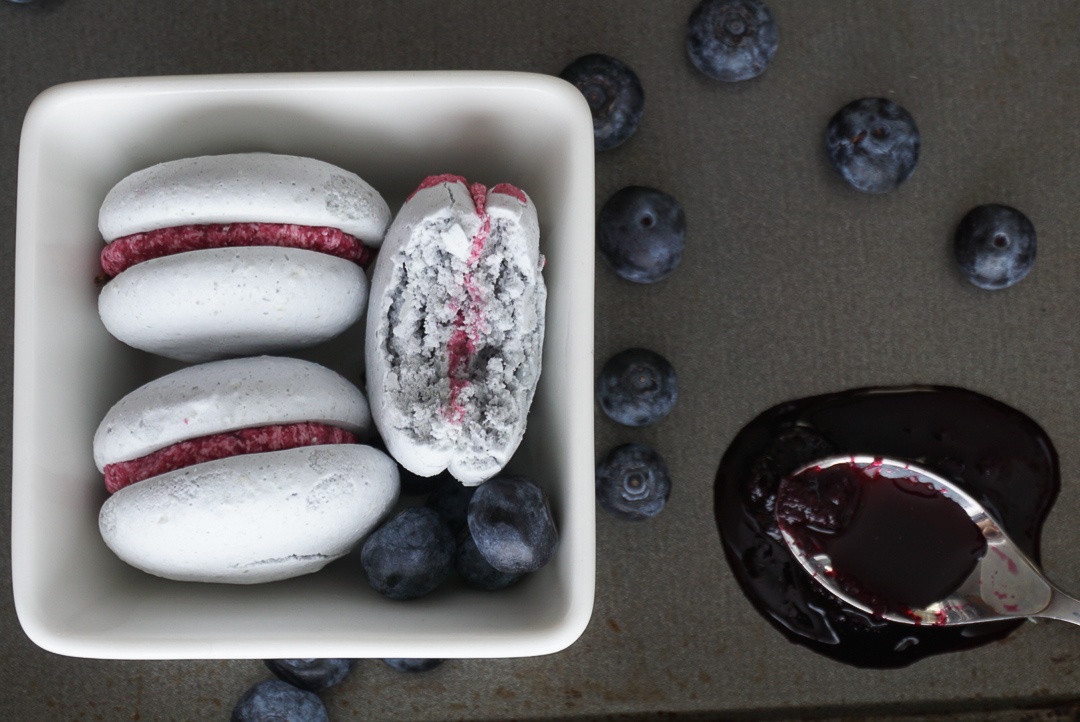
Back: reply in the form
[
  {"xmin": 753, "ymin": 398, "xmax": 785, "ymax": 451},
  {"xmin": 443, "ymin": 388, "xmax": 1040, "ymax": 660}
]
[
  {"xmin": 232, "ymin": 658, "xmax": 442, "ymax": 721},
  {"xmin": 363, "ymin": 471, "xmax": 558, "ymax": 599},
  {"xmin": 559, "ymin": 0, "xmax": 783, "ymax": 522},
  {"xmin": 564, "ymin": 0, "xmax": 1035, "ymax": 296},
  {"xmin": 824, "ymin": 97, "xmax": 1035, "ymax": 288},
  {"xmin": 562, "ymin": 0, "xmax": 1036, "ymax": 526}
]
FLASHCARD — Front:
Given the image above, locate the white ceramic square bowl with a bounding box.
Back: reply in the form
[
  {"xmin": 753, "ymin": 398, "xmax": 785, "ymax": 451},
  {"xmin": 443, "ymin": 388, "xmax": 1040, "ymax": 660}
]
[{"xmin": 12, "ymin": 71, "xmax": 596, "ymax": 660}]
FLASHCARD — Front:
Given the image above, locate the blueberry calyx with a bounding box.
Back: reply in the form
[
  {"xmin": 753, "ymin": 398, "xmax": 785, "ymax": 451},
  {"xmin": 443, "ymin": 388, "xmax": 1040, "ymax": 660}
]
[
  {"xmin": 596, "ymin": 443, "xmax": 672, "ymax": 521},
  {"xmin": 559, "ymin": 53, "xmax": 644, "ymax": 151},
  {"xmin": 597, "ymin": 186, "xmax": 686, "ymax": 284},
  {"xmin": 687, "ymin": 0, "xmax": 778, "ymax": 82},
  {"xmin": 953, "ymin": 203, "xmax": 1036, "ymax": 290},
  {"xmin": 597, "ymin": 348, "xmax": 678, "ymax": 427},
  {"xmin": 824, "ymin": 97, "xmax": 920, "ymax": 194}
]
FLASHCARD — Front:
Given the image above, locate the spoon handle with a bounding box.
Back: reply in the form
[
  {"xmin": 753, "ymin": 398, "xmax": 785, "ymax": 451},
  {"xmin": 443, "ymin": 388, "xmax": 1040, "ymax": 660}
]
[{"xmin": 1036, "ymin": 587, "xmax": 1080, "ymax": 625}]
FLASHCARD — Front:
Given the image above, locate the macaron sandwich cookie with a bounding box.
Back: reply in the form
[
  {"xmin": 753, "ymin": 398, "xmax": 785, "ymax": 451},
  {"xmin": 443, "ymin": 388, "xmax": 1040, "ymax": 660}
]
[
  {"xmin": 95, "ymin": 356, "xmax": 399, "ymax": 584},
  {"xmin": 96, "ymin": 153, "xmax": 391, "ymax": 362}
]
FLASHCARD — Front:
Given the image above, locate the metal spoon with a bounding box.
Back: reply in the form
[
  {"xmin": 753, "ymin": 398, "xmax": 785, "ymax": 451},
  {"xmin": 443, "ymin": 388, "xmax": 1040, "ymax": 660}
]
[{"xmin": 777, "ymin": 454, "xmax": 1080, "ymax": 626}]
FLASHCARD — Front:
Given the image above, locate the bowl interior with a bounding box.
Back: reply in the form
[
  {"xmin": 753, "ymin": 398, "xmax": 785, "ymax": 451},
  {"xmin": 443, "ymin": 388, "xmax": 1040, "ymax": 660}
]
[{"xmin": 12, "ymin": 71, "xmax": 595, "ymax": 659}]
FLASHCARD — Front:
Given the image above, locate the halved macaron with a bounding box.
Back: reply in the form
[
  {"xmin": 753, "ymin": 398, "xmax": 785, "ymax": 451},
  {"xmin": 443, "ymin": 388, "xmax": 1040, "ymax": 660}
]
[{"xmin": 365, "ymin": 175, "xmax": 546, "ymax": 485}]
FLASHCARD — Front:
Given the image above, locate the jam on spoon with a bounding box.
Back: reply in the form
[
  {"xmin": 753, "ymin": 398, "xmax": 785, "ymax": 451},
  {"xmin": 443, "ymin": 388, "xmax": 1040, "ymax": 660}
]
[{"xmin": 777, "ymin": 456, "xmax": 1080, "ymax": 627}]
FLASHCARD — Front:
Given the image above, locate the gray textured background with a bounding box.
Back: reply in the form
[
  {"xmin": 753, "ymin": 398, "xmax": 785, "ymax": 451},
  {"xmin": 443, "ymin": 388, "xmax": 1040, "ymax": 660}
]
[{"xmin": 4, "ymin": 1, "xmax": 1080, "ymax": 720}]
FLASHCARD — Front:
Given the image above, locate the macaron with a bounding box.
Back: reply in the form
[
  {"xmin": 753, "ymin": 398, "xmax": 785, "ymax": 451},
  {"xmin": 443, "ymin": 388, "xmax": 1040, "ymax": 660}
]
[
  {"xmin": 97, "ymin": 153, "xmax": 391, "ymax": 362},
  {"xmin": 95, "ymin": 356, "xmax": 399, "ymax": 584},
  {"xmin": 365, "ymin": 174, "xmax": 546, "ymax": 485}
]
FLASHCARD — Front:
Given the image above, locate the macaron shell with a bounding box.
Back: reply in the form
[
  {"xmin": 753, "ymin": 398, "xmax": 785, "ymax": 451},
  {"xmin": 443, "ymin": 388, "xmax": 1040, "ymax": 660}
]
[
  {"xmin": 98, "ymin": 246, "xmax": 367, "ymax": 363},
  {"xmin": 94, "ymin": 355, "xmax": 372, "ymax": 471},
  {"xmin": 98, "ymin": 445, "xmax": 399, "ymax": 584},
  {"xmin": 99, "ymin": 153, "xmax": 391, "ymax": 246}
]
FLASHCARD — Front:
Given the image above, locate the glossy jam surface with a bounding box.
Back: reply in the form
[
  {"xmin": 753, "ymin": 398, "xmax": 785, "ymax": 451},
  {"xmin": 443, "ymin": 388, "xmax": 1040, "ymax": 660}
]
[
  {"xmin": 777, "ymin": 462, "xmax": 987, "ymax": 616},
  {"xmin": 715, "ymin": 386, "xmax": 1059, "ymax": 668}
]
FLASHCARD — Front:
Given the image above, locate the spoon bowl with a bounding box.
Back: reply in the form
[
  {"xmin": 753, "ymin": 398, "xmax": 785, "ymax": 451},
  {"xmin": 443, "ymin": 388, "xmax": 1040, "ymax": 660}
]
[{"xmin": 777, "ymin": 455, "xmax": 1080, "ymax": 626}]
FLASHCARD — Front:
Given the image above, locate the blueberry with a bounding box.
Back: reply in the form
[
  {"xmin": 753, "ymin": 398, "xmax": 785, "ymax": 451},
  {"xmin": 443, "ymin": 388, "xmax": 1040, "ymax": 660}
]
[
  {"xmin": 361, "ymin": 507, "xmax": 455, "ymax": 600},
  {"xmin": 686, "ymin": 0, "xmax": 778, "ymax": 82},
  {"xmin": 467, "ymin": 476, "xmax": 558, "ymax": 574},
  {"xmin": 597, "ymin": 186, "xmax": 686, "ymax": 284},
  {"xmin": 595, "ymin": 443, "xmax": 672, "ymax": 521},
  {"xmin": 425, "ymin": 474, "xmax": 477, "ymax": 537},
  {"xmin": 456, "ymin": 534, "xmax": 523, "ymax": 591},
  {"xmin": 559, "ymin": 53, "xmax": 644, "ymax": 151},
  {"xmin": 824, "ymin": 97, "xmax": 920, "ymax": 194},
  {"xmin": 382, "ymin": 658, "xmax": 445, "ymax": 673},
  {"xmin": 231, "ymin": 679, "xmax": 328, "ymax": 722},
  {"xmin": 953, "ymin": 203, "xmax": 1036, "ymax": 290},
  {"xmin": 597, "ymin": 348, "xmax": 677, "ymax": 427},
  {"xmin": 264, "ymin": 658, "xmax": 356, "ymax": 693}
]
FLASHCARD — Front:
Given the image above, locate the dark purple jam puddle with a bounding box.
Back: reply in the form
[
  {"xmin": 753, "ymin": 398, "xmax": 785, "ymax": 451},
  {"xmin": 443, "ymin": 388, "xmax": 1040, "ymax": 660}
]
[
  {"xmin": 777, "ymin": 461, "xmax": 988, "ymax": 618},
  {"xmin": 715, "ymin": 386, "xmax": 1059, "ymax": 668}
]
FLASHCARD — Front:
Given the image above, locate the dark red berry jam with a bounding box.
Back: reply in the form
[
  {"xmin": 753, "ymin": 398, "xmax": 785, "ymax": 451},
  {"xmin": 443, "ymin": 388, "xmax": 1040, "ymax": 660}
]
[
  {"xmin": 715, "ymin": 386, "xmax": 1058, "ymax": 668},
  {"xmin": 777, "ymin": 460, "xmax": 987, "ymax": 618}
]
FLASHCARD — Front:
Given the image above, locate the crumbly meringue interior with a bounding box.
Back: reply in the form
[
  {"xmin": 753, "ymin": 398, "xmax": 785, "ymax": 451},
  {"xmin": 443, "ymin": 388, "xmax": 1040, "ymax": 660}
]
[{"xmin": 382, "ymin": 212, "xmax": 545, "ymax": 472}]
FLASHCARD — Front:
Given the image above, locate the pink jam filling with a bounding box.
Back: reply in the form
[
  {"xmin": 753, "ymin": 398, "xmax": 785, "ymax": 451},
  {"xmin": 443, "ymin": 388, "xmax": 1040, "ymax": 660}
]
[
  {"xmin": 103, "ymin": 422, "xmax": 357, "ymax": 493},
  {"xmin": 491, "ymin": 183, "xmax": 528, "ymax": 204},
  {"xmin": 100, "ymin": 222, "xmax": 373, "ymax": 278},
  {"xmin": 405, "ymin": 175, "xmax": 528, "ymax": 424},
  {"xmin": 445, "ymin": 181, "xmax": 490, "ymax": 422},
  {"xmin": 406, "ymin": 173, "xmax": 469, "ymax": 201}
]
